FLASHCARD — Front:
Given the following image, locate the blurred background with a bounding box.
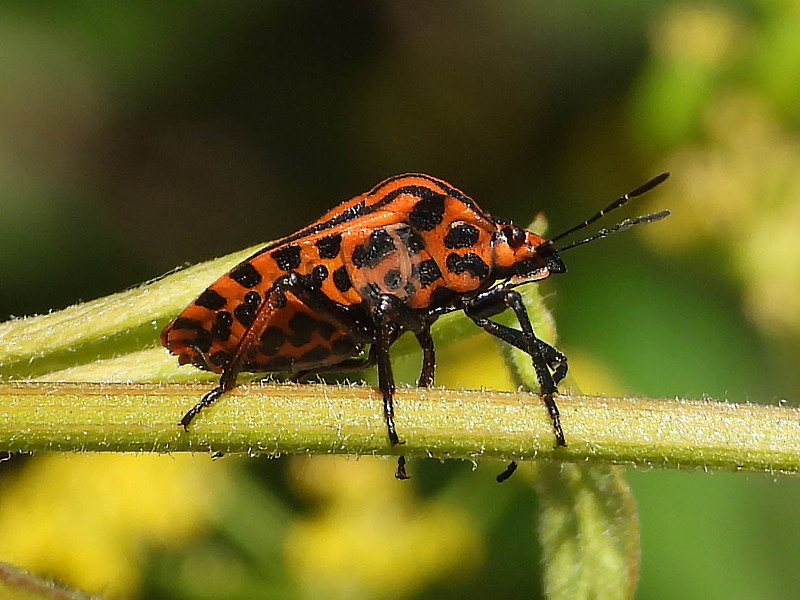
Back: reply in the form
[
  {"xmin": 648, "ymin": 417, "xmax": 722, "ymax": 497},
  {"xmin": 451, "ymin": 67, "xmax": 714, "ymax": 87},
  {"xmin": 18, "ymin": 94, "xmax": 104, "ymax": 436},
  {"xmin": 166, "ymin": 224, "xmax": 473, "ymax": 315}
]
[{"xmin": 1, "ymin": 2, "xmax": 799, "ymax": 598}]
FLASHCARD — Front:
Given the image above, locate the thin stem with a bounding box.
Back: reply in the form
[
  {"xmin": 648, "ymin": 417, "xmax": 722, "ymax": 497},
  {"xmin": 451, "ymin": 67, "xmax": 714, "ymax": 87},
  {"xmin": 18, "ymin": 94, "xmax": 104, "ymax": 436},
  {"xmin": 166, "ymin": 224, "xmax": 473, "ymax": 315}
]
[{"xmin": 2, "ymin": 381, "xmax": 798, "ymax": 473}]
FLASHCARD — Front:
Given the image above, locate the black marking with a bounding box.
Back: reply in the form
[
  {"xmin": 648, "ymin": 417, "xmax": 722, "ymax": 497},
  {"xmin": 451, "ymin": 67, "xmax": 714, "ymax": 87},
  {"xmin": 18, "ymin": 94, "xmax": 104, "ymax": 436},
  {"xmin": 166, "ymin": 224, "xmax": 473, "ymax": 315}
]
[
  {"xmin": 195, "ymin": 288, "xmax": 226, "ymax": 311},
  {"xmin": 429, "ymin": 286, "xmax": 458, "ymax": 308},
  {"xmin": 408, "ymin": 190, "xmax": 446, "ymax": 231},
  {"xmin": 514, "ymin": 258, "xmax": 542, "ymax": 277},
  {"xmin": 360, "ymin": 283, "xmax": 381, "ymax": 301},
  {"xmin": 210, "ymin": 322, "xmax": 231, "ymax": 342},
  {"xmin": 351, "ymin": 229, "xmax": 395, "ymax": 269},
  {"xmin": 397, "ymin": 225, "xmax": 425, "ymax": 255},
  {"xmin": 299, "ymin": 346, "xmax": 332, "ymax": 364},
  {"xmin": 316, "ymin": 319, "xmax": 337, "ymax": 340},
  {"xmin": 271, "ymin": 244, "xmax": 302, "ymax": 271},
  {"xmin": 192, "ymin": 330, "xmax": 213, "ymax": 354},
  {"xmin": 446, "ymin": 252, "xmax": 490, "ymax": 278},
  {"xmin": 312, "ymin": 265, "xmax": 329, "ymax": 283},
  {"xmin": 404, "ymin": 281, "xmax": 417, "ymax": 295},
  {"xmin": 209, "ymin": 351, "xmax": 231, "ymax": 368},
  {"xmin": 331, "ymin": 335, "xmax": 357, "ymax": 355},
  {"xmin": 367, "ymin": 173, "xmax": 473, "ymax": 206},
  {"xmin": 316, "ymin": 233, "xmax": 342, "ymax": 259},
  {"xmin": 211, "ymin": 311, "xmax": 233, "ymax": 341},
  {"xmin": 244, "ymin": 291, "xmax": 262, "ymax": 307},
  {"xmin": 332, "ymin": 267, "xmax": 352, "ymax": 292},
  {"xmin": 233, "ymin": 303, "xmax": 256, "ymax": 327},
  {"xmin": 383, "ymin": 268, "xmax": 403, "ymax": 291},
  {"xmin": 444, "ymin": 223, "xmax": 480, "ymax": 249},
  {"xmin": 248, "ymin": 179, "xmax": 490, "ymax": 264},
  {"xmin": 263, "ymin": 355, "xmax": 294, "ymax": 371},
  {"xmin": 229, "ymin": 262, "xmax": 262, "ymax": 288},
  {"xmin": 417, "ymin": 259, "xmax": 442, "ymax": 287},
  {"xmin": 260, "ymin": 326, "xmax": 286, "ymax": 355},
  {"xmin": 333, "ymin": 201, "xmax": 367, "ymax": 225},
  {"xmin": 273, "ymin": 291, "xmax": 288, "ymax": 309},
  {"xmin": 288, "ymin": 312, "xmax": 316, "ymax": 347},
  {"xmin": 171, "ymin": 317, "xmax": 202, "ymax": 330}
]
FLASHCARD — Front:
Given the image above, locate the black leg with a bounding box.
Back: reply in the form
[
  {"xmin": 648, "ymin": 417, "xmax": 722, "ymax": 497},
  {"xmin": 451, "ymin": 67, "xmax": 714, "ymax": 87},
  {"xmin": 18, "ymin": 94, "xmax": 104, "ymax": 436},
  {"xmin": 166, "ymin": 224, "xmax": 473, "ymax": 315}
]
[
  {"xmin": 395, "ymin": 455, "xmax": 410, "ymax": 480},
  {"xmin": 415, "ymin": 326, "xmax": 436, "ymax": 388},
  {"xmin": 466, "ymin": 286, "xmax": 566, "ymax": 447},
  {"xmin": 476, "ymin": 320, "xmax": 568, "ymax": 385},
  {"xmin": 180, "ymin": 386, "xmax": 225, "ymax": 430},
  {"xmin": 496, "ymin": 461, "xmax": 518, "ymax": 483},
  {"xmin": 180, "ymin": 343, "xmax": 245, "ymax": 429},
  {"xmin": 375, "ymin": 319, "xmax": 399, "ymax": 446}
]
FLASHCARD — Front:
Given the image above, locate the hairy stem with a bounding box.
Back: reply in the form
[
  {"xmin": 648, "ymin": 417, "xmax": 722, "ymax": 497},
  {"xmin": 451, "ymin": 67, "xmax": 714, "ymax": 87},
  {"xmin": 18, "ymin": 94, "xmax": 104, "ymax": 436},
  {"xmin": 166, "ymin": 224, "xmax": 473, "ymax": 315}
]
[{"xmin": 1, "ymin": 381, "xmax": 797, "ymax": 473}]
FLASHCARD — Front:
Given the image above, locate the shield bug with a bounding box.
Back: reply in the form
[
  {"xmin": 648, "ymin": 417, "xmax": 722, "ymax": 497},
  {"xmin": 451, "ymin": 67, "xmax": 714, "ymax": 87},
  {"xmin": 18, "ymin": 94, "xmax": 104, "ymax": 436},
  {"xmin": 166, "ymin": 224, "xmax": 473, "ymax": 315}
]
[{"xmin": 162, "ymin": 173, "xmax": 669, "ymax": 479}]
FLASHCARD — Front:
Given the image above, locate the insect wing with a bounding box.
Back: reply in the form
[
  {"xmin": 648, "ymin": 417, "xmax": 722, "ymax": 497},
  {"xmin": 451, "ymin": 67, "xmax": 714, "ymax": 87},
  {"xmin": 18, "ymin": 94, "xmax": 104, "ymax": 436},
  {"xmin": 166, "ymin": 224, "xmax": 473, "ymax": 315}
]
[{"xmin": 161, "ymin": 235, "xmax": 361, "ymax": 374}]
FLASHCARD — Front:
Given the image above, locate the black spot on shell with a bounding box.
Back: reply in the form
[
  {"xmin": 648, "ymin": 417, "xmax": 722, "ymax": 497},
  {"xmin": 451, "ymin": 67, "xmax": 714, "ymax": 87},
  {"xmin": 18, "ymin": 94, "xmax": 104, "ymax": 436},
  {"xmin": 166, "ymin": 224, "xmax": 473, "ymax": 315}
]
[
  {"xmin": 216, "ymin": 311, "xmax": 233, "ymax": 327},
  {"xmin": 233, "ymin": 303, "xmax": 256, "ymax": 326},
  {"xmin": 417, "ymin": 259, "xmax": 442, "ymax": 287},
  {"xmin": 444, "ymin": 223, "xmax": 480, "ymax": 249},
  {"xmin": 244, "ymin": 291, "xmax": 262, "ymax": 307},
  {"xmin": 287, "ymin": 312, "xmax": 316, "ymax": 347},
  {"xmin": 172, "ymin": 317, "xmax": 202, "ymax": 330},
  {"xmin": 209, "ymin": 351, "xmax": 231, "ymax": 368},
  {"xmin": 397, "ymin": 226, "xmax": 425, "ymax": 255},
  {"xmin": 312, "ymin": 265, "xmax": 329, "ymax": 283},
  {"xmin": 211, "ymin": 312, "xmax": 232, "ymax": 341},
  {"xmin": 210, "ymin": 325, "xmax": 231, "ymax": 342},
  {"xmin": 229, "ymin": 262, "xmax": 262, "ymax": 288},
  {"xmin": 408, "ymin": 191, "xmax": 446, "ymax": 231},
  {"xmin": 316, "ymin": 319, "xmax": 337, "ymax": 340},
  {"xmin": 192, "ymin": 330, "xmax": 213, "ymax": 353},
  {"xmin": 332, "ymin": 266, "xmax": 352, "ymax": 292},
  {"xmin": 271, "ymin": 244, "xmax": 302, "ymax": 271},
  {"xmin": 316, "ymin": 233, "xmax": 342, "ymax": 259},
  {"xmin": 195, "ymin": 288, "xmax": 226, "ymax": 311},
  {"xmin": 299, "ymin": 346, "xmax": 332, "ymax": 364},
  {"xmin": 351, "ymin": 229, "xmax": 395, "ymax": 269},
  {"xmin": 383, "ymin": 268, "xmax": 403, "ymax": 291},
  {"xmin": 259, "ymin": 326, "xmax": 285, "ymax": 355},
  {"xmin": 445, "ymin": 252, "xmax": 490, "ymax": 279}
]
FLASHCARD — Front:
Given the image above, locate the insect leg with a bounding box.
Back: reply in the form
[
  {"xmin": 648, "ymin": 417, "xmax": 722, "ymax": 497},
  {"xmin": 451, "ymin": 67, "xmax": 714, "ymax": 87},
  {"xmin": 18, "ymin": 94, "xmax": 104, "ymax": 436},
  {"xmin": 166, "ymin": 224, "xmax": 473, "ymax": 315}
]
[
  {"xmin": 371, "ymin": 294, "xmax": 411, "ymax": 480},
  {"xmin": 415, "ymin": 325, "xmax": 436, "ymax": 388},
  {"xmin": 374, "ymin": 302, "xmax": 399, "ymax": 446},
  {"xmin": 465, "ymin": 287, "xmax": 566, "ymax": 448},
  {"xmin": 180, "ymin": 386, "xmax": 225, "ymax": 431},
  {"xmin": 475, "ymin": 320, "xmax": 568, "ymax": 385}
]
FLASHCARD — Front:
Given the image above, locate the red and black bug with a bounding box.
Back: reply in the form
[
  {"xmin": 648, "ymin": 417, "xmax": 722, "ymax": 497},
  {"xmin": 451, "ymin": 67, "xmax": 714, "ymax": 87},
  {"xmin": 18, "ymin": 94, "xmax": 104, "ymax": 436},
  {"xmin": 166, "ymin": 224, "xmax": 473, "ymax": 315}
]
[{"xmin": 161, "ymin": 173, "xmax": 669, "ymax": 479}]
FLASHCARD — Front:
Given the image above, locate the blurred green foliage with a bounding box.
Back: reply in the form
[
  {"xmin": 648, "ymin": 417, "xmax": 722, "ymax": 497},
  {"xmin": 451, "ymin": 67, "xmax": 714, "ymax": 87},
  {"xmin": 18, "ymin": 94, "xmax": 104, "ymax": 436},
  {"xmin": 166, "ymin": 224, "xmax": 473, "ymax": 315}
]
[{"xmin": 1, "ymin": 2, "xmax": 799, "ymax": 599}]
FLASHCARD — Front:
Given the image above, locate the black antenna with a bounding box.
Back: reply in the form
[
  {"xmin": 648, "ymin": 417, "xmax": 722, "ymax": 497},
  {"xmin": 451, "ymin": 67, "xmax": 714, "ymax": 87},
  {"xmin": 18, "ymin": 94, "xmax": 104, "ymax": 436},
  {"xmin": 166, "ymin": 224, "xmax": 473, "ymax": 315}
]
[
  {"xmin": 554, "ymin": 210, "xmax": 670, "ymax": 252},
  {"xmin": 548, "ymin": 172, "xmax": 670, "ymax": 245}
]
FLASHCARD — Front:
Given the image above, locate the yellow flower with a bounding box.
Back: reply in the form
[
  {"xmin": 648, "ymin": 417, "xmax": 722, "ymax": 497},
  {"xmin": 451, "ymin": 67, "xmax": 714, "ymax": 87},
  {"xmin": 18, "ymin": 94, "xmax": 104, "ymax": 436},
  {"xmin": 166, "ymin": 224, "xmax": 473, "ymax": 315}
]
[
  {"xmin": 284, "ymin": 456, "xmax": 482, "ymax": 600},
  {"xmin": 0, "ymin": 453, "xmax": 225, "ymax": 599}
]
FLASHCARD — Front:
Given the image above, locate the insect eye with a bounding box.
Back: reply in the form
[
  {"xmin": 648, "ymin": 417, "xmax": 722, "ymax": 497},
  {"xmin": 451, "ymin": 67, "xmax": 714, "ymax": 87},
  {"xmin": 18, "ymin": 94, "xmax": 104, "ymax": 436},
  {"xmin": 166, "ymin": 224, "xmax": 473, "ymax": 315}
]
[{"xmin": 503, "ymin": 225, "xmax": 526, "ymax": 248}]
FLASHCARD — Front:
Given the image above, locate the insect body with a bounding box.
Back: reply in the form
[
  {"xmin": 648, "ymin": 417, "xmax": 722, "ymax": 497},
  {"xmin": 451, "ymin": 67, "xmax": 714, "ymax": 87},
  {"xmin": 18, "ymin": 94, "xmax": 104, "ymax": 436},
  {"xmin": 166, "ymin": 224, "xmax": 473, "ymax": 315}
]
[{"xmin": 162, "ymin": 173, "xmax": 669, "ymax": 479}]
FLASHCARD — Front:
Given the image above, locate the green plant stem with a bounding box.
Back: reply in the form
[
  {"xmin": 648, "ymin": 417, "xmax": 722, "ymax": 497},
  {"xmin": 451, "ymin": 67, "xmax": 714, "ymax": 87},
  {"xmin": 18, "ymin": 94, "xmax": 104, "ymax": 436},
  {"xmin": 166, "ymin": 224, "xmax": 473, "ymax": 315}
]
[{"xmin": 1, "ymin": 381, "xmax": 798, "ymax": 472}]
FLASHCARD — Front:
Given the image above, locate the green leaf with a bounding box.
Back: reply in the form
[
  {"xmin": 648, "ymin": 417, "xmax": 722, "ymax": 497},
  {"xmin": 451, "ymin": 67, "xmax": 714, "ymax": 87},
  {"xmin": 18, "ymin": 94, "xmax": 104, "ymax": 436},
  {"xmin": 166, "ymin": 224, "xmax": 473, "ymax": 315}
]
[{"xmin": 534, "ymin": 464, "xmax": 639, "ymax": 600}]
